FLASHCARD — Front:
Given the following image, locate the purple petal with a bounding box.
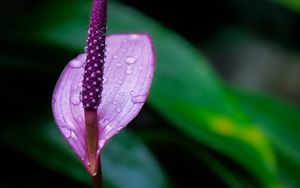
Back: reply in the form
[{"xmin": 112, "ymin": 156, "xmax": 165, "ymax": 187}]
[{"xmin": 52, "ymin": 33, "xmax": 155, "ymax": 174}]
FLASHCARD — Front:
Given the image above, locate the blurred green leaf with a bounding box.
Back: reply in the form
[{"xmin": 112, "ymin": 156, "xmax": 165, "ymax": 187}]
[
  {"xmin": 0, "ymin": 121, "xmax": 170, "ymax": 188},
  {"xmin": 235, "ymin": 90, "xmax": 300, "ymax": 188},
  {"xmin": 5, "ymin": 0, "xmax": 282, "ymax": 187},
  {"xmin": 272, "ymin": 0, "xmax": 300, "ymax": 13},
  {"xmin": 140, "ymin": 130, "xmax": 257, "ymax": 188}
]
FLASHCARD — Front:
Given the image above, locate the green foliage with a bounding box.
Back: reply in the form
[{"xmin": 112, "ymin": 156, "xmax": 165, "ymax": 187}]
[
  {"xmin": 273, "ymin": 0, "xmax": 300, "ymax": 13},
  {"xmin": 235, "ymin": 90, "xmax": 300, "ymax": 188}
]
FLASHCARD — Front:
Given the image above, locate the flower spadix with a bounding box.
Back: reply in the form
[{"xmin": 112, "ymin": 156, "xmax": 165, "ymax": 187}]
[{"xmin": 51, "ymin": 0, "xmax": 154, "ymax": 176}]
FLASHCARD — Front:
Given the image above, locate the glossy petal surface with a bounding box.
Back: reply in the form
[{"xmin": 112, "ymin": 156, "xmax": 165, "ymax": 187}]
[{"xmin": 52, "ymin": 34, "xmax": 154, "ymax": 173}]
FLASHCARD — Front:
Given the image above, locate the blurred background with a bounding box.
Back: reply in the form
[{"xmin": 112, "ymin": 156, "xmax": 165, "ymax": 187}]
[{"xmin": 1, "ymin": 0, "xmax": 300, "ymax": 187}]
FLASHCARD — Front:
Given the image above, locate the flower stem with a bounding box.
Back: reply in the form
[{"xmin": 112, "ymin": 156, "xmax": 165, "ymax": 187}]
[
  {"xmin": 91, "ymin": 157, "xmax": 104, "ymax": 188},
  {"xmin": 85, "ymin": 111, "xmax": 99, "ymax": 175}
]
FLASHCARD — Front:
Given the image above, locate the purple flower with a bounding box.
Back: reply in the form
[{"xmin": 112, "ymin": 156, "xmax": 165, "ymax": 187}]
[{"xmin": 52, "ymin": 0, "xmax": 155, "ymax": 177}]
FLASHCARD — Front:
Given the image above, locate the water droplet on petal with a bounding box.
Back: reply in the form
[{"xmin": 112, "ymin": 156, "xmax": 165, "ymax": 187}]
[
  {"xmin": 116, "ymin": 80, "xmax": 123, "ymax": 85},
  {"xmin": 70, "ymin": 130, "xmax": 76, "ymax": 139},
  {"xmin": 99, "ymin": 139, "xmax": 105, "ymax": 148},
  {"xmin": 116, "ymin": 62, "xmax": 122, "ymax": 67},
  {"xmin": 103, "ymin": 119, "xmax": 109, "ymax": 125},
  {"xmin": 131, "ymin": 94, "xmax": 147, "ymax": 104},
  {"xmin": 70, "ymin": 59, "xmax": 83, "ymax": 68},
  {"xmin": 125, "ymin": 56, "xmax": 136, "ymax": 64},
  {"xmin": 116, "ymin": 107, "xmax": 122, "ymax": 113},
  {"xmin": 130, "ymin": 34, "xmax": 139, "ymax": 39},
  {"xmin": 60, "ymin": 127, "xmax": 71, "ymax": 138},
  {"xmin": 113, "ymin": 100, "xmax": 117, "ymax": 105},
  {"xmin": 71, "ymin": 93, "xmax": 80, "ymax": 105},
  {"xmin": 125, "ymin": 69, "xmax": 133, "ymax": 75},
  {"xmin": 130, "ymin": 91, "xmax": 135, "ymax": 96},
  {"xmin": 103, "ymin": 77, "xmax": 108, "ymax": 84}
]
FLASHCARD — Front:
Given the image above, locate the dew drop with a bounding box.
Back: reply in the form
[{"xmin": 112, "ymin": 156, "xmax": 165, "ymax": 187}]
[
  {"xmin": 60, "ymin": 127, "xmax": 71, "ymax": 138},
  {"xmin": 130, "ymin": 91, "xmax": 135, "ymax": 96},
  {"xmin": 71, "ymin": 93, "xmax": 80, "ymax": 105},
  {"xmin": 131, "ymin": 94, "xmax": 147, "ymax": 104},
  {"xmin": 125, "ymin": 69, "xmax": 133, "ymax": 74},
  {"xmin": 99, "ymin": 139, "xmax": 105, "ymax": 148},
  {"xmin": 116, "ymin": 62, "xmax": 122, "ymax": 67},
  {"xmin": 116, "ymin": 80, "xmax": 123, "ymax": 85},
  {"xmin": 113, "ymin": 100, "xmax": 117, "ymax": 105},
  {"xmin": 130, "ymin": 34, "xmax": 139, "ymax": 39},
  {"xmin": 125, "ymin": 56, "xmax": 136, "ymax": 64},
  {"xmin": 102, "ymin": 76, "xmax": 108, "ymax": 84},
  {"xmin": 102, "ymin": 119, "xmax": 109, "ymax": 125},
  {"xmin": 70, "ymin": 59, "xmax": 83, "ymax": 68},
  {"xmin": 116, "ymin": 107, "xmax": 122, "ymax": 113}
]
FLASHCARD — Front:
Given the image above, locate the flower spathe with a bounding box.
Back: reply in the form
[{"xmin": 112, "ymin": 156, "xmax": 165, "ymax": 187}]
[{"xmin": 52, "ymin": 34, "xmax": 155, "ymax": 175}]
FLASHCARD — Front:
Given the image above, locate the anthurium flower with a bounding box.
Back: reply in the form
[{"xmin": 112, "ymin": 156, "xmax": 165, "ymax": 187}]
[{"xmin": 51, "ymin": 0, "xmax": 155, "ymax": 183}]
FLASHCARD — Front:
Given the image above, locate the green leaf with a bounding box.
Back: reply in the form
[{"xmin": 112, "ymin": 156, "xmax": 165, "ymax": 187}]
[
  {"xmin": 272, "ymin": 0, "xmax": 300, "ymax": 13},
  {"xmin": 7, "ymin": 0, "xmax": 281, "ymax": 187},
  {"xmin": 234, "ymin": 89, "xmax": 300, "ymax": 188},
  {"xmin": 139, "ymin": 130, "xmax": 257, "ymax": 188},
  {"xmin": 0, "ymin": 121, "xmax": 170, "ymax": 188}
]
